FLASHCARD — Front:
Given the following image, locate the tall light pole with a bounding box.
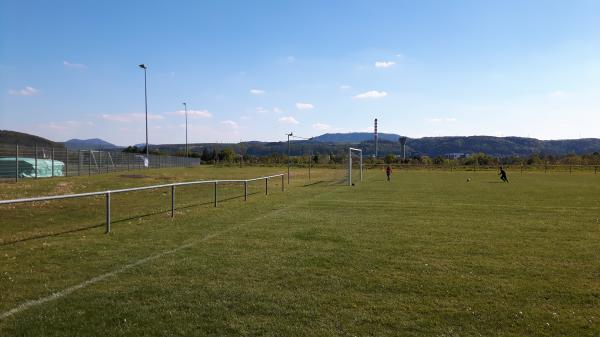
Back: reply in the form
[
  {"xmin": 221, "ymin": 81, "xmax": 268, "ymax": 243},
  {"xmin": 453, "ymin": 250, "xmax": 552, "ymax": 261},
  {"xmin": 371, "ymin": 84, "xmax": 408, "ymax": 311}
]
[
  {"xmin": 286, "ymin": 132, "xmax": 293, "ymax": 184},
  {"xmin": 138, "ymin": 64, "xmax": 149, "ymax": 163},
  {"xmin": 182, "ymin": 102, "xmax": 188, "ymax": 157}
]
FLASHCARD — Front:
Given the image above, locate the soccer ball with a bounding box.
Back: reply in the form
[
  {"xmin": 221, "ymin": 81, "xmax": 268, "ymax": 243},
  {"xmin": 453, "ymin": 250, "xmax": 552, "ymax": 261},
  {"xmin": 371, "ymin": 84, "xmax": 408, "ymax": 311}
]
[{"xmin": 467, "ymin": 178, "xmax": 471, "ymax": 182}]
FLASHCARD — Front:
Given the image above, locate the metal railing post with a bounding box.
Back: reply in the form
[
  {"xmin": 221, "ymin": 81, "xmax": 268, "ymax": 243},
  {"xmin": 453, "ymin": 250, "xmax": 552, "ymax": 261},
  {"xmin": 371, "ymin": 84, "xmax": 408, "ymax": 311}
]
[
  {"xmin": 105, "ymin": 192, "xmax": 111, "ymax": 234},
  {"xmin": 171, "ymin": 185, "xmax": 175, "ymax": 218},
  {"xmin": 53, "ymin": 147, "xmax": 56, "ymax": 177},
  {"xmin": 244, "ymin": 181, "xmax": 248, "ymax": 201},
  {"xmin": 34, "ymin": 144, "xmax": 38, "ymax": 179},
  {"xmin": 281, "ymin": 174, "xmax": 284, "ymax": 191},
  {"xmin": 265, "ymin": 178, "xmax": 268, "ymax": 195},
  {"xmin": 89, "ymin": 149, "xmax": 92, "ymax": 176},
  {"xmin": 214, "ymin": 181, "xmax": 218, "ymax": 207},
  {"xmin": 65, "ymin": 147, "xmax": 68, "ymax": 177},
  {"xmin": 15, "ymin": 144, "xmax": 19, "ymax": 182}
]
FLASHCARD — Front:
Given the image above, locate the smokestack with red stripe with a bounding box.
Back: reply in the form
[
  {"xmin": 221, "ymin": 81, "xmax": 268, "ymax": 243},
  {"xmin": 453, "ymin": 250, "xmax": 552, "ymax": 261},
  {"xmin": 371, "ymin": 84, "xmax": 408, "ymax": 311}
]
[{"xmin": 374, "ymin": 118, "xmax": 378, "ymax": 157}]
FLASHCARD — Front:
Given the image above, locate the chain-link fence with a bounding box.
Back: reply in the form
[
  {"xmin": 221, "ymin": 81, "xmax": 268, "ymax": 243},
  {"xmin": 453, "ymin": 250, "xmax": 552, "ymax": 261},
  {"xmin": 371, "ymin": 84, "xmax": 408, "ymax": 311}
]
[
  {"xmin": 0, "ymin": 144, "xmax": 201, "ymax": 181},
  {"xmin": 362, "ymin": 163, "xmax": 599, "ymax": 174}
]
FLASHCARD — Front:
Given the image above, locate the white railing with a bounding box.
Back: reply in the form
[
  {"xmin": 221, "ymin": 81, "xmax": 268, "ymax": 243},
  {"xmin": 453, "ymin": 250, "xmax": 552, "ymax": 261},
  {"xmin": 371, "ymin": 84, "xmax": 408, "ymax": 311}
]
[{"xmin": 0, "ymin": 173, "xmax": 285, "ymax": 233}]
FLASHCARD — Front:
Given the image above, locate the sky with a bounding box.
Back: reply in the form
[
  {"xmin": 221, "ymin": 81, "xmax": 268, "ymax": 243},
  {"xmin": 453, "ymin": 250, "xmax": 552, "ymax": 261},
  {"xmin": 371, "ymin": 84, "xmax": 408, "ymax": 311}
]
[{"xmin": 1, "ymin": 0, "xmax": 599, "ymax": 145}]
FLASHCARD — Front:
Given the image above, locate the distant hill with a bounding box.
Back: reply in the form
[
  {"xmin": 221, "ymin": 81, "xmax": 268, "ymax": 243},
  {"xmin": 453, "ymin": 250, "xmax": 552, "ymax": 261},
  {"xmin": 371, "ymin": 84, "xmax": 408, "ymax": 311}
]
[
  {"xmin": 0, "ymin": 130, "xmax": 64, "ymax": 148},
  {"xmin": 2, "ymin": 130, "xmax": 599, "ymax": 157},
  {"xmin": 309, "ymin": 133, "xmax": 600, "ymax": 157},
  {"xmin": 64, "ymin": 138, "xmax": 120, "ymax": 150},
  {"xmin": 405, "ymin": 136, "xmax": 600, "ymax": 157},
  {"xmin": 312, "ymin": 132, "xmax": 402, "ymax": 143}
]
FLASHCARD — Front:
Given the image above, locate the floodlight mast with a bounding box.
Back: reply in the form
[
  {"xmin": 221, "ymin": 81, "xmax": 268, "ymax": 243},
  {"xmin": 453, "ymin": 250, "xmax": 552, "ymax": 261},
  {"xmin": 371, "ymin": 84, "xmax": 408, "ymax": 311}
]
[{"xmin": 139, "ymin": 64, "xmax": 149, "ymax": 164}]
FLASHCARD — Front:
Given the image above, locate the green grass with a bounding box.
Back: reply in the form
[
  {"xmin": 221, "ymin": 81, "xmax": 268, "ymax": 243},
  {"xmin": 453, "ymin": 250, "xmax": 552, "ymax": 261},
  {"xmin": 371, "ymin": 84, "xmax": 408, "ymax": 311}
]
[{"xmin": 1, "ymin": 166, "xmax": 599, "ymax": 336}]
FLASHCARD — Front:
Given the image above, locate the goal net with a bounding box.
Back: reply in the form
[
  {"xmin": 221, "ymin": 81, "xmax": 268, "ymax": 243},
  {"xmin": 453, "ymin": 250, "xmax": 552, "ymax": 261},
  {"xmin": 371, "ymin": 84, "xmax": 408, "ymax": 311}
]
[{"xmin": 348, "ymin": 147, "xmax": 363, "ymax": 186}]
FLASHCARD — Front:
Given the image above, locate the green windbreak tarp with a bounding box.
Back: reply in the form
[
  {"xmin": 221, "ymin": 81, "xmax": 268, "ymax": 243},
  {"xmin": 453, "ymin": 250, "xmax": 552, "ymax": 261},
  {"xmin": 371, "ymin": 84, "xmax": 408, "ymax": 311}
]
[{"xmin": 0, "ymin": 157, "xmax": 64, "ymax": 178}]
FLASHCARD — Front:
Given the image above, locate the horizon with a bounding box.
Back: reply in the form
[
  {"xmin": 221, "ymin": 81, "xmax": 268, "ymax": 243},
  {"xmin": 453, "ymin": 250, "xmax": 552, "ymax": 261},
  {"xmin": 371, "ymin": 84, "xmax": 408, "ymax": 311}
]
[
  {"xmin": 24, "ymin": 130, "xmax": 600, "ymax": 147},
  {"xmin": 1, "ymin": 1, "xmax": 599, "ymax": 144}
]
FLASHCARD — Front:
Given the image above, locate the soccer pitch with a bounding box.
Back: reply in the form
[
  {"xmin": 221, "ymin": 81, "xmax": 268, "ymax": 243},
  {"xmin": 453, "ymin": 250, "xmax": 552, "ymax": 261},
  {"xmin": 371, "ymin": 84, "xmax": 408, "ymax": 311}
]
[{"xmin": 1, "ymin": 167, "xmax": 599, "ymax": 336}]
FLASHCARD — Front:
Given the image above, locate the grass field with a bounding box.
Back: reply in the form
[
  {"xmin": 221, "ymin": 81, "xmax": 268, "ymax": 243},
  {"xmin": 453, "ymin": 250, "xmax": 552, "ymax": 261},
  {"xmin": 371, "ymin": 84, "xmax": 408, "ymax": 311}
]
[{"xmin": 1, "ymin": 166, "xmax": 599, "ymax": 336}]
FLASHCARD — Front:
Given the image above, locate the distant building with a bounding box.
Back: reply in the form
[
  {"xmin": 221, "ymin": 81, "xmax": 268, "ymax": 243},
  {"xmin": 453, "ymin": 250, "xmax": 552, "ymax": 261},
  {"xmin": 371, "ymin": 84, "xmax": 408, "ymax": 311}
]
[{"xmin": 445, "ymin": 153, "xmax": 470, "ymax": 159}]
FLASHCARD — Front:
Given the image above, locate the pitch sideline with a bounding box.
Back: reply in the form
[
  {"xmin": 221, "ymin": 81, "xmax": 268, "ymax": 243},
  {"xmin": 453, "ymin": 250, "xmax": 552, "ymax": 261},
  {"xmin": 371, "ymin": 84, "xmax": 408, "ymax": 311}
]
[{"xmin": 0, "ymin": 183, "xmax": 339, "ymax": 321}]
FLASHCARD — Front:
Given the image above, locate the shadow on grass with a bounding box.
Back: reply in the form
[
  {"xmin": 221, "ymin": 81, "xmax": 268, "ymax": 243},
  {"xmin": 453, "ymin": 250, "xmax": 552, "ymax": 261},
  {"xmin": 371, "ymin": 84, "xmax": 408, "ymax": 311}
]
[
  {"xmin": 301, "ymin": 181, "xmax": 326, "ymax": 187},
  {"xmin": 0, "ymin": 191, "xmax": 265, "ymax": 246}
]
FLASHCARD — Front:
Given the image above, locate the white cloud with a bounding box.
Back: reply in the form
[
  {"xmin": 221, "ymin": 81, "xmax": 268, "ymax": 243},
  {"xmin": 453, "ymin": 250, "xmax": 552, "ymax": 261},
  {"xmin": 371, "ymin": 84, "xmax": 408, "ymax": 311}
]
[
  {"xmin": 171, "ymin": 109, "xmax": 212, "ymax": 118},
  {"xmin": 273, "ymin": 107, "xmax": 283, "ymax": 114},
  {"xmin": 250, "ymin": 89, "xmax": 266, "ymax": 95},
  {"xmin": 353, "ymin": 90, "xmax": 388, "ymax": 99},
  {"xmin": 278, "ymin": 116, "xmax": 299, "ymax": 125},
  {"xmin": 375, "ymin": 61, "xmax": 395, "ymax": 68},
  {"xmin": 340, "ymin": 85, "xmax": 351, "ymax": 90},
  {"xmin": 102, "ymin": 113, "xmax": 164, "ymax": 123},
  {"xmin": 426, "ymin": 117, "xmax": 457, "ymax": 123},
  {"xmin": 396, "ymin": 53, "xmax": 404, "ymax": 58},
  {"xmin": 220, "ymin": 120, "xmax": 239, "ymax": 129},
  {"xmin": 296, "ymin": 102, "xmax": 314, "ymax": 110},
  {"xmin": 63, "ymin": 60, "xmax": 87, "ymax": 69},
  {"xmin": 255, "ymin": 106, "xmax": 269, "ymax": 114},
  {"xmin": 312, "ymin": 123, "xmax": 330, "ymax": 131},
  {"xmin": 8, "ymin": 86, "xmax": 38, "ymax": 96}
]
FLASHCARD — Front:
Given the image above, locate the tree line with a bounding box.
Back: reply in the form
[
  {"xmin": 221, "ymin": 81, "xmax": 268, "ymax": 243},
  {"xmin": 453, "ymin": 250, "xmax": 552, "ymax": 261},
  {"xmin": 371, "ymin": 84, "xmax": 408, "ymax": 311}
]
[{"xmin": 123, "ymin": 144, "xmax": 600, "ymax": 166}]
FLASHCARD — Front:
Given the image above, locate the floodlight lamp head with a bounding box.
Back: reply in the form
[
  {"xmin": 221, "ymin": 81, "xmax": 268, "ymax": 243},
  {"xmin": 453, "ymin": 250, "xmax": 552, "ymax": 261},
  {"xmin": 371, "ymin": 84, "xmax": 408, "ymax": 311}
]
[{"xmin": 138, "ymin": 64, "xmax": 147, "ymax": 69}]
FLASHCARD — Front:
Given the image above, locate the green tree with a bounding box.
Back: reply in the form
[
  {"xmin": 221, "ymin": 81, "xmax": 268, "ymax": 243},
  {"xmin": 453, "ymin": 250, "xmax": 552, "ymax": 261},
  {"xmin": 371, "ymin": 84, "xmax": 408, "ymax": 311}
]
[
  {"xmin": 201, "ymin": 148, "xmax": 212, "ymax": 161},
  {"xmin": 218, "ymin": 148, "xmax": 236, "ymax": 162}
]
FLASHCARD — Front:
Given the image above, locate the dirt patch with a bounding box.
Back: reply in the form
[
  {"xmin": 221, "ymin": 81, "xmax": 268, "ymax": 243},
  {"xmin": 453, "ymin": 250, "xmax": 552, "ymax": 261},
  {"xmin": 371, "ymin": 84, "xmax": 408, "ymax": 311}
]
[
  {"xmin": 119, "ymin": 174, "xmax": 150, "ymax": 179},
  {"xmin": 53, "ymin": 182, "xmax": 74, "ymax": 194}
]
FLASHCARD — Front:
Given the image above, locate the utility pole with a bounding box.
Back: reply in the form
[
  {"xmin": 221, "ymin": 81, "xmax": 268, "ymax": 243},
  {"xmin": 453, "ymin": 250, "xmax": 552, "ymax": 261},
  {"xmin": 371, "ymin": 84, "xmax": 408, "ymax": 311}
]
[{"xmin": 183, "ymin": 102, "xmax": 188, "ymax": 157}]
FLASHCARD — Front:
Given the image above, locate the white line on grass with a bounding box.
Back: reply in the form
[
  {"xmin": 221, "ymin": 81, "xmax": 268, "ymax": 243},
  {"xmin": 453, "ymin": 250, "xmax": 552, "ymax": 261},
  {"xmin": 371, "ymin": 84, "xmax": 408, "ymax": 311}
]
[
  {"xmin": 0, "ymin": 241, "xmax": 196, "ymax": 320},
  {"xmin": 0, "ymin": 191, "xmax": 321, "ymax": 321}
]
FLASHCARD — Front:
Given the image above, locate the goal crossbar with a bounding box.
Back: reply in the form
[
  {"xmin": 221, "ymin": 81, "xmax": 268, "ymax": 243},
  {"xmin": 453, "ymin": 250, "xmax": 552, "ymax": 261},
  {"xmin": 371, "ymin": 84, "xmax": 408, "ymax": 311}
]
[{"xmin": 348, "ymin": 147, "xmax": 363, "ymax": 186}]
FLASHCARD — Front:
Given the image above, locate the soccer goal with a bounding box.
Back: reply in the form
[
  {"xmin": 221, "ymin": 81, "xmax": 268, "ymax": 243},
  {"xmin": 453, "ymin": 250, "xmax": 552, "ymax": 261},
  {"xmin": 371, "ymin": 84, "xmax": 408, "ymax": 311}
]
[{"xmin": 348, "ymin": 147, "xmax": 363, "ymax": 186}]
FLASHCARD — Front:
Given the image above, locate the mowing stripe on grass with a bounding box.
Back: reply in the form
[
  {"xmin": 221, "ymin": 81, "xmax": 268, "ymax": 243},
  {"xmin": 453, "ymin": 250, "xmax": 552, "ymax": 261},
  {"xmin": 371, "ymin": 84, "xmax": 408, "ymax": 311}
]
[
  {"xmin": 0, "ymin": 240, "xmax": 197, "ymax": 320},
  {"xmin": 0, "ymin": 185, "xmax": 335, "ymax": 321}
]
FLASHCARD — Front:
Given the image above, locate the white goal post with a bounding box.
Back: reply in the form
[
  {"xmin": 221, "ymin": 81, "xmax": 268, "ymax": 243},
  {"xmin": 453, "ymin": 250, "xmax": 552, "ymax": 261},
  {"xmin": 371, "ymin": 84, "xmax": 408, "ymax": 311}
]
[{"xmin": 348, "ymin": 147, "xmax": 363, "ymax": 186}]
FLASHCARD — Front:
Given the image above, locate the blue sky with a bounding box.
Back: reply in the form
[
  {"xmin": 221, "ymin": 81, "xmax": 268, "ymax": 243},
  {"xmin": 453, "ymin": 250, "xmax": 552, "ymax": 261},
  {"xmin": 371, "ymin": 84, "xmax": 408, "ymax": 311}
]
[{"xmin": 1, "ymin": 0, "xmax": 599, "ymax": 145}]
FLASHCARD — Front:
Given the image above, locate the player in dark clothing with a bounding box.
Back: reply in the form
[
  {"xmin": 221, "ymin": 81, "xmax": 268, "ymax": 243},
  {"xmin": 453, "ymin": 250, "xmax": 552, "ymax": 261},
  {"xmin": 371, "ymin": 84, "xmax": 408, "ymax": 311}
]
[
  {"xmin": 386, "ymin": 166, "xmax": 392, "ymax": 181},
  {"xmin": 499, "ymin": 166, "xmax": 509, "ymax": 183}
]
